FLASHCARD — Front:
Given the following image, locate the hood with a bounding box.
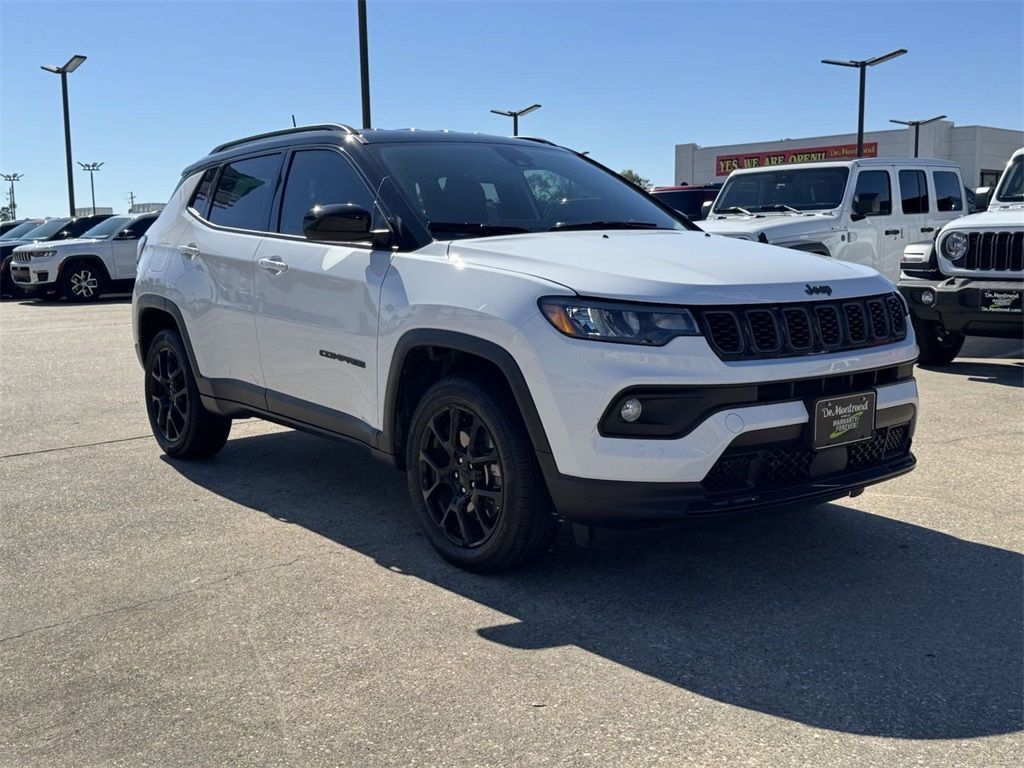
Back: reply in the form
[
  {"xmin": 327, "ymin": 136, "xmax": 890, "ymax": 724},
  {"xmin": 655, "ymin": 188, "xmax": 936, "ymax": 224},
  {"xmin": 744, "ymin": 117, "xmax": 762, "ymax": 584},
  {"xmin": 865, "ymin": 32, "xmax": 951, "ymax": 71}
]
[
  {"xmin": 12, "ymin": 236, "xmax": 103, "ymax": 252},
  {"xmin": 447, "ymin": 229, "xmax": 891, "ymax": 304},
  {"xmin": 702, "ymin": 212, "xmax": 840, "ymax": 240},
  {"xmin": 944, "ymin": 208, "xmax": 1024, "ymax": 230}
]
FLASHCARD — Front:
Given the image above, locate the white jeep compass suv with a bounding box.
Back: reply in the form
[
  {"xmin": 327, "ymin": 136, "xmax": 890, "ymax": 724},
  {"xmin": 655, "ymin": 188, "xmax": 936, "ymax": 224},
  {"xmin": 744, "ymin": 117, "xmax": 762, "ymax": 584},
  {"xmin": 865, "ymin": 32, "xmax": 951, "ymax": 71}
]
[{"xmin": 134, "ymin": 124, "xmax": 919, "ymax": 572}]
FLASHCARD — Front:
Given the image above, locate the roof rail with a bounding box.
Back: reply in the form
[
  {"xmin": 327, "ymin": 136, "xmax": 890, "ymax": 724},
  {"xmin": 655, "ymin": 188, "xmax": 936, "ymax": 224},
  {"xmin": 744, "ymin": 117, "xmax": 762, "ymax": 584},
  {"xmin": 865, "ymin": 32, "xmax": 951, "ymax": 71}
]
[
  {"xmin": 210, "ymin": 123, "xmax": 363, "ymax": 154},
  {"xmin": 517, "ymin": 136, "xmax": 558, "ymax": 146}
]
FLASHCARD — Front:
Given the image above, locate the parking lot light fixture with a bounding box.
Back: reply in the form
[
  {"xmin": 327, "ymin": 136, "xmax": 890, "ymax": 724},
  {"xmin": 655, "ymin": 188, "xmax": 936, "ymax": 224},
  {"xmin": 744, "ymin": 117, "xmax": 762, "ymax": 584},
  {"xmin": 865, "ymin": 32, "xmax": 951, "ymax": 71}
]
[
  {"xmin": 1, "ymin": 173, "xmax": 23, "ymax": 219},
  {"xmin": 78, "ymin": 162, "xmax": 103, "ymax": 215},
  {"xmin": 41, "ymin": 54, "xmax": 87, "ymax": 216},
  {"xmin": 490, "ymin": 104, "xmax": 542, "ymax": 137},
  {"xmin": 822, "ymin": 49, "xmax": 907, "ymax": 158},
  {"xmin": 889, "ymin": 115, "xmax": 947, "ymax": 157}
]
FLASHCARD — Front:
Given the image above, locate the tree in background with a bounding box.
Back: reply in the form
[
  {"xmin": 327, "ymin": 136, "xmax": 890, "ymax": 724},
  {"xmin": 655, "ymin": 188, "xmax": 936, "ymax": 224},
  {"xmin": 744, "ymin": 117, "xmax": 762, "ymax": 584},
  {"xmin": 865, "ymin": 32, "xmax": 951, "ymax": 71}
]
[
  {"xmin": 619, "ymin": 169, "xmax": 651, "ymax": 190},
  {"xmin": 0, "ymin": 205, "xmax": 14, "ymax": 221}
]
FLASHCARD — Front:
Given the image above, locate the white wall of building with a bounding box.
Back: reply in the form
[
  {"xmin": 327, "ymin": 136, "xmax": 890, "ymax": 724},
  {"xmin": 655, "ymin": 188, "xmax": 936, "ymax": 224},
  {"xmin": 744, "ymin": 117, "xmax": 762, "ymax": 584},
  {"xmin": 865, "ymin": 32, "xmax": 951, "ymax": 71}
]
[{"xmin": 675, "ymin": 122, "xmax": 1023, "ymax": 188}]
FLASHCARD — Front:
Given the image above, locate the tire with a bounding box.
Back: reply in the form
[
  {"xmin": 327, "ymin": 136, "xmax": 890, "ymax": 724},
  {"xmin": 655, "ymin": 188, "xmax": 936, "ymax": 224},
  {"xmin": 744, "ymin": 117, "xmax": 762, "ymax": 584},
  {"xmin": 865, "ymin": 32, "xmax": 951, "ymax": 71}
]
[
  {"xmin": 1, "ymin": 258, "xmax": 28, "ymax": 299},
  {"xmin": 406, "ymin": 376, "xmax": 559, "ymax": 573},
  {"xmin": 60, "ymin": 260, "xmax": 106, "ymax": 302},
  {"xmin": 144, "ymin": 329, "xmax": 231, "ymax": 459},
  {"xmin": 913, "ymin": 317, "xmax": 965, "ymax": 365}
]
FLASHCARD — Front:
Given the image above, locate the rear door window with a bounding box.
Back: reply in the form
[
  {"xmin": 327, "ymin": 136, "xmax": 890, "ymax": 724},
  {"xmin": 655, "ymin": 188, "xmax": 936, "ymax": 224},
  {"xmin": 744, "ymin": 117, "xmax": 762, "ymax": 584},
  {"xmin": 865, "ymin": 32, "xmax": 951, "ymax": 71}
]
[
  {"xmin": 852, "ymin": 170, "xmax": 892, "ymax": 216},
  {"xmin": 899, "ymin": 170, "xmax": 930, "ymax": 214},
  {"xmin": 932, "ymin": 171, "xmax": 963, "ymax": 212},
  {"xmin": 208, "ymin": 154, "xmax": 282, "ymax": 231}
]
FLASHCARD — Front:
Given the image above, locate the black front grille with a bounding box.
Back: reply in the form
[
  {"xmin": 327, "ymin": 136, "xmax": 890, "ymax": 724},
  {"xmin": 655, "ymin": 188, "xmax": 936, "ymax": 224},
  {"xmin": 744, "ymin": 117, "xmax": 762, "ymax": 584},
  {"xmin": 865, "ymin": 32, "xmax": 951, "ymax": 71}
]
[
  {"xmin": 957, "ymin": 231, "xmax": 1024, "ymax": 272},
  {"xmin": 698, "ymin": 294, "xmax": 908, "ymax": 360},
  {"xmin": 703, "ymin": 423, "xmax": 912, "ymax": 496}
]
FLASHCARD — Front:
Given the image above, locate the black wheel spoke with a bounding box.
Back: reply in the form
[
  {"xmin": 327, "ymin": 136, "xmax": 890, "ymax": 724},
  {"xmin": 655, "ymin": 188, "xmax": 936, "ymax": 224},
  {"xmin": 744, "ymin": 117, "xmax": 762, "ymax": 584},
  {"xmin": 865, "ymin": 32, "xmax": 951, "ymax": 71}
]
[{"xmin": 148, "ymin": 345, "xmax": 189, "ymax": 444}]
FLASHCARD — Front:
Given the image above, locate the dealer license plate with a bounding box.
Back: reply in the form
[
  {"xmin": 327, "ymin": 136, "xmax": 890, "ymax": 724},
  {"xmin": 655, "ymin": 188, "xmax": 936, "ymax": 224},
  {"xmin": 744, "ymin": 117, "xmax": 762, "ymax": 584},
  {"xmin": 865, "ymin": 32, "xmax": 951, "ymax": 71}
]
[
  {"xmin": 812, "ymin": 392, "xmax": 876, "ymax": 450},
  {"xmin": 980, "ymin": 289, "xmax": 1022, "ymax": 313}
]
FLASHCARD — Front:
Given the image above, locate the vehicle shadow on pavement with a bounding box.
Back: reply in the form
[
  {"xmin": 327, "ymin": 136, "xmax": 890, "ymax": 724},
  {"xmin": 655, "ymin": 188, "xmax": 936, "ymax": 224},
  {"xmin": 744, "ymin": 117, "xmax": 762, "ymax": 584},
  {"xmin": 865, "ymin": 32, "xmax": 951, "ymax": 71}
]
[
  {"xmin": 166, "ymin": 430, "xmax": 1023, "ymax": 741},
  {"xmin": 918, "ymin": 360, "xmax": 1023, "ymax": 388}
]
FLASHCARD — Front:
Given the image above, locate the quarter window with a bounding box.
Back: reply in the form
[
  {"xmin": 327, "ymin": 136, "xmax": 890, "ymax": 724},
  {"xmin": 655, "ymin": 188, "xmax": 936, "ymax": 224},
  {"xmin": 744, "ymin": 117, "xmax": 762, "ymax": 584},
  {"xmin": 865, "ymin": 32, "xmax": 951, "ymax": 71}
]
[
  {"xmin": 852, "ymin": 170, "xmax": 892, "ymax": 216},
  {"xmin": 277, "ymin": 150, "xmax": 377, "ymax": 237},
  {"xmin": 932, "ymin": 171, "xmax": 963, "ymax": 212},
  {"xmin": 899, "ymin": 170, "xmax": 930, "ymax": 214},
  {"xmin": 208, "ymin": 154, "xmax": 282, "ymax": 231},
  {"xmin": 189, "ymin": 168, "xmax": 217, "ymax": 217}
]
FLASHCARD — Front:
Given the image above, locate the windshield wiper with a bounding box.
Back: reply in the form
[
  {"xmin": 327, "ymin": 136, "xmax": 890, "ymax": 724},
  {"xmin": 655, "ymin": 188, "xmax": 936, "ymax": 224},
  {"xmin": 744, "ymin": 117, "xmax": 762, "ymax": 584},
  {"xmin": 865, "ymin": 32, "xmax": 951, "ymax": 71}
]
[
  {"xmin": 427, "ymin": 222, "xmax": 531, "ymax": 236},
  {"xmin": 714, "ymin": 206, "xmax": 753, "ymax": 216},
  {"xmin": 759, "ymin": 204, "xmax": 802, "ymax": 213},
  {"xmin": 548, "ymin": 220, "xmax": 661, "ymax": 232}
]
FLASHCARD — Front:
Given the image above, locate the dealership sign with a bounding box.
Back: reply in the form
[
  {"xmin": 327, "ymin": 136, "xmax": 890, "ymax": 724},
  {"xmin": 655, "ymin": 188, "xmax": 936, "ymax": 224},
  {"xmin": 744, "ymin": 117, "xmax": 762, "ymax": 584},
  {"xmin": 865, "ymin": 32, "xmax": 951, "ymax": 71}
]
[{"xmin": 716, "ymin": 143, "xmax": 878, "ymax": 176}]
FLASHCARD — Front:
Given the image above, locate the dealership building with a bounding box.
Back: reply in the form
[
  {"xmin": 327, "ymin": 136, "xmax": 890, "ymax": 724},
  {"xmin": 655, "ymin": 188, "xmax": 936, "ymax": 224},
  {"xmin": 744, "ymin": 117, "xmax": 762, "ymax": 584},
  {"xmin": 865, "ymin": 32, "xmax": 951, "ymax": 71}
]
[{"xmin": 674, "ymin": 121, "xmax": 1023, "ymax": 188}]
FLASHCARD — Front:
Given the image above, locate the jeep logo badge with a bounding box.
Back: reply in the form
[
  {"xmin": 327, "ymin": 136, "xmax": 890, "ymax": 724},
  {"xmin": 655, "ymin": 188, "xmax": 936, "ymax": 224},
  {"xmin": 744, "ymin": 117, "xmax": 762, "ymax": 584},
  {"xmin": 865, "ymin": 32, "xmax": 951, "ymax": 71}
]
[{"xmin": 805, "ymin": 284, "xmax": 833, "ymax": 296}]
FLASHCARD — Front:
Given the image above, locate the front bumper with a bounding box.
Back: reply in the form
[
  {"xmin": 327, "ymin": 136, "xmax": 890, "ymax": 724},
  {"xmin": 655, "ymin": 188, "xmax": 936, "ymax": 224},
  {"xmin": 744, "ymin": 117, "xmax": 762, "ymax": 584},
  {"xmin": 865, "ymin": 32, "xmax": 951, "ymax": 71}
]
[
  {"xmin": 9, "ymin": 260, "xmax": 58, "ymax": 293},
  {"xmin": 898, "ymin": 276, "xmax": 1024, "ymax": 338}
]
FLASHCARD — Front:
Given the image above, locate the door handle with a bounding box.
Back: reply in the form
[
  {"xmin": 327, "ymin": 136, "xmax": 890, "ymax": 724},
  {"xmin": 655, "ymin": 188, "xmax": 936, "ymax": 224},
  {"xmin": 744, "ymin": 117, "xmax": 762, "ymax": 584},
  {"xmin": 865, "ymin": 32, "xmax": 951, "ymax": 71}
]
[
  {"xmin": 920, "ymin": 227, "xmax": 934, "ymax": 233},
  {"xmin": 884, "ymin": 229, "xmax": 900, "ymax": 236},
  {"xmin": 179, "ymin": 244, "xmax": 200, "ymax": 259},
  {"xmin": 257, "ymin": 257, "xmax": 289, "ymax": 275}
]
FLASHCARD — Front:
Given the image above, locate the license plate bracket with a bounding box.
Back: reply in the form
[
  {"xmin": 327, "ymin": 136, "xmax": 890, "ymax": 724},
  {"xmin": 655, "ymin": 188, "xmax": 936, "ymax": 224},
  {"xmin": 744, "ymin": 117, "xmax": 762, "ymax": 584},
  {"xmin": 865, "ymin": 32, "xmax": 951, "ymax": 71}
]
[
  {"xmin": 812, "ymin": 392, "xmax": 876, "ymax": 450},
  {"xmin": 980, "ymin": 289, "xmax": 1022, "ymax": 313}
]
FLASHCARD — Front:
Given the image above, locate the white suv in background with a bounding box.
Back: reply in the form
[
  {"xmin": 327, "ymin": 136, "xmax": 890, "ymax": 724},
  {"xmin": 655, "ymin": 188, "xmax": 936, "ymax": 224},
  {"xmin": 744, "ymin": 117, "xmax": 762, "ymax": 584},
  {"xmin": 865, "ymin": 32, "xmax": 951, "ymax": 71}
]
[
  {"xmin": 702, "ymin": 158, "xmax": 967, "ymax": 282},
  {"xmin": 11, "ymin": 211, "xmax": 157, "ymax": 301},
  {"xmin": 134, "ymin": 125, "xmax": 919, "ymax": 572}
]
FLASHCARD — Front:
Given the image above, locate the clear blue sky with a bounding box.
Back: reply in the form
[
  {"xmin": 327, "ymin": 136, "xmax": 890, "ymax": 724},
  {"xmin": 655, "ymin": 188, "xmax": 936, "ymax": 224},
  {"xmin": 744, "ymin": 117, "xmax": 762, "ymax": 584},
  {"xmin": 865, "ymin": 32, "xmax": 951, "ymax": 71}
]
[{"xmin": 1, "ymin": 0, "xmax": 1022, "ymax": 218}]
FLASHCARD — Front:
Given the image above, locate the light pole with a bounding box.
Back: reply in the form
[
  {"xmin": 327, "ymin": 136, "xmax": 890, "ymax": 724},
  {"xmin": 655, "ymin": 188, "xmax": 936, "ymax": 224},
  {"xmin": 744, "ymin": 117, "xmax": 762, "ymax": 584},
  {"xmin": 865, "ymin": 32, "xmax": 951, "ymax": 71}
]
[
  {"xmin": 889, "ymin": 115, "xmax": 946, "ymax": 157},
  {"xmin": 41, "ymin": 54, "xmax": 87, "ymax": 216},
  {"xmin": 357, "ymin": 0, "xmax": 371, "ymax": 129},
  {"xmin": 490, "ymin": 104, "xmax": 541, "ymax": 137},
  {"xmin": 821, "ymin": 49, "xmax": 906, "ymax": 157},
  {"xmin": 1, "ymin": 173, "xmax": 23, "ymax": 219},
  {"xmin": 78, "ymin": 162, "xmax": 103, "ymax": 215}
]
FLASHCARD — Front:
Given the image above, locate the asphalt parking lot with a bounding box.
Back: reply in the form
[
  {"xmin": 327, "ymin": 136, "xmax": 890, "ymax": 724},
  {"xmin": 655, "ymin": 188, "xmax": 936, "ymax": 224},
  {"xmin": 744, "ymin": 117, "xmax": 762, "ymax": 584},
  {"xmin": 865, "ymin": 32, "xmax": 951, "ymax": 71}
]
[{"xmin": 1, "ymin": 296, "xmax": 1021, "ymax": 767}]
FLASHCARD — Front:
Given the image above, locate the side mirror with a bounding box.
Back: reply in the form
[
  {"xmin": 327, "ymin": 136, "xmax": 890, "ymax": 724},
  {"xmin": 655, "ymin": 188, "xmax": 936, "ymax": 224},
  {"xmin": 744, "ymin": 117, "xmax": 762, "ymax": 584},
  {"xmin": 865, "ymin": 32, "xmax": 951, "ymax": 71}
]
[
  {"xmin": 851, "ymin": 193, "xmax": 880, "ymax": 220},
  {"xmin": 699, "ymin": 200, "xmax": 714, "ymax": 220},
  {"xmin": 115, "ymin": 229, "xmax": 137, "ymax": 240},
  {"xmin": 974, "ymin": 187, "xmax": 991, "ymax": 212},
  {"xmin": 302, "ymin": 204, "xmax": 374, "ymax": 243}
]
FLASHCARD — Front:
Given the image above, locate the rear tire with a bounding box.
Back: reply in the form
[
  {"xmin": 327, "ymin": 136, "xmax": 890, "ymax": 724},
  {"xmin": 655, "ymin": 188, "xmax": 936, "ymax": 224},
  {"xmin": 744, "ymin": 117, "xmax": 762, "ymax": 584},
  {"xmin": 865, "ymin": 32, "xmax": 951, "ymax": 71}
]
[
  {"xmin": 145, "ymin": 329, "xmax": 231, "ymax": 459},
  {"xmin": 406, "ymin": 376, "xmax": 558, "ymax": 573},
  {"xmin": 60, "ymin": 260, "xmax": 106, "ymax": 302},
  {"xmin": 913, "ymin": 317, "xmax": 965, "ymax": 365}
]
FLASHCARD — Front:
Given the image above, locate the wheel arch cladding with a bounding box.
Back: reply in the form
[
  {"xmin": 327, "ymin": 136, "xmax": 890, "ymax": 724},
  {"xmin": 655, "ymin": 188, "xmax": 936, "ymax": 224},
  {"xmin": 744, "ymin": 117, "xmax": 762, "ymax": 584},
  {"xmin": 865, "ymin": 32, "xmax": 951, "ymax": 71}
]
[{"xmin": 383, "ymin": 329, "xmax": 553, "ymax": 470}]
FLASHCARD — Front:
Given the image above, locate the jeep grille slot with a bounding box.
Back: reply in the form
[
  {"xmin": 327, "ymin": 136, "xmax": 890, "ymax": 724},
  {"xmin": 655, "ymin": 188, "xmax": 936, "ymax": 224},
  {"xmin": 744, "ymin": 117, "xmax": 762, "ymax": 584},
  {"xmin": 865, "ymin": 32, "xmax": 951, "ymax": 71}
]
[
  {"xmin": 697, "ymin": 293, "xmax": 908, "ymax": 361},
  {"xmin": 957, "ymin": 231, "xmax": 1024, "ymax": 272}
]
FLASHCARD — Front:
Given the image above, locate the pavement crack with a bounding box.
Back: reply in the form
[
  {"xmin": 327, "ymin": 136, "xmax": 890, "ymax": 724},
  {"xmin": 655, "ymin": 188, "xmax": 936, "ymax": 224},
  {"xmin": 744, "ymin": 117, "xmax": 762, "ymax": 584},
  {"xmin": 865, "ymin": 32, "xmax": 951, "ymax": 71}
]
[
  {"xmin": 0, "ymin": 435, "xmax": 153, "ymax": 460},
  {"xmin": 917, "ymin": 430, "xmax": 1023, "ymax": 447},
  {"xmin": 0, "ymin": 557, "xmax": 308, "ymax": 645}
]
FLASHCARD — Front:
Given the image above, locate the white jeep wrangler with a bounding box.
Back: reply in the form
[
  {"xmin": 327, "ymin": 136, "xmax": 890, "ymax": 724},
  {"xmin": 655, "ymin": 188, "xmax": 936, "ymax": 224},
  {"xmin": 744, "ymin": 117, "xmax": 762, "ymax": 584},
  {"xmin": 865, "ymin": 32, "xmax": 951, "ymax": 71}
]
[
  {"xmin": 134, "ymin": 125, "xmax": 920, "ymax": 572},
  {"xmin": 898, "ymin": 147, "xmax": 1024, "ymax": 364},
  {"xmin": 702, "ymin": 158, "xmax": 966, "ymax": 283},
  {"xmin": 10, "ymin": 212, "xmax": 157, "ymax": 301}
]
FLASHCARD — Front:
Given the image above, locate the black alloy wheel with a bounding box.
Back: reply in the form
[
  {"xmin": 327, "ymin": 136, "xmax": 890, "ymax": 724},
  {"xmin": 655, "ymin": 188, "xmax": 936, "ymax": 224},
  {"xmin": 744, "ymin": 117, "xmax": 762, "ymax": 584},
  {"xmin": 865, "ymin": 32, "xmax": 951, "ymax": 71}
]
[
  {"xmin": 148, "ymin": 345, "xmax": 189, "ymax": 443},
  {"xmin": 419, "ymin": 403, "xmax": 505, "ymax": 548}
]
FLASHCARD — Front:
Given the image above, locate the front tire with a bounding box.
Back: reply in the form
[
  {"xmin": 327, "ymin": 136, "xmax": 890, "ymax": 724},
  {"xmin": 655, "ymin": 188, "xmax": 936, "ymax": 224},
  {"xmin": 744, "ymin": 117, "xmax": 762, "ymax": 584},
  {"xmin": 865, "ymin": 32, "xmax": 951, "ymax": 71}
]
[
  {"xmin": 1, "ymin": 258, "xmax": 28, "ymax": 299},
  {"xmin": 406, "ymin": 377, "xmax": 558, "ymax": 573},
  {"xmin": 60, "ymin": 260, "xmax": 106, "ymax": 302},
  {"xmin": 913, "ymin": 317, "xmax": 965, "ymax": 365},
  {"xmin": 144, "ymin": 329, "xmax": 231, "ymax": 459}
]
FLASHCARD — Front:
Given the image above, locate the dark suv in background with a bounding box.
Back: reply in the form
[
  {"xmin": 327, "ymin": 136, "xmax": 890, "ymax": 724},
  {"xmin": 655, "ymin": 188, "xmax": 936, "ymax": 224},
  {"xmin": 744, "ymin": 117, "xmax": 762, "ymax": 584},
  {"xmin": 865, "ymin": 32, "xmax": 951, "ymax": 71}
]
[{"xmin": 650, "ymin": 184, "xmax": 722, "ymax": 221}]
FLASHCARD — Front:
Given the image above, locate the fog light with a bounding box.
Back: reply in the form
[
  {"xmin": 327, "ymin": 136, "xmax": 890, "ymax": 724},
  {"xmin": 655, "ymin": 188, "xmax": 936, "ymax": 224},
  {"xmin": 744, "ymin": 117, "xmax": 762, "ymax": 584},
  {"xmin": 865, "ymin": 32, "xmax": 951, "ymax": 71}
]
[
  {"xmin": 921, "ymin": 289, "xmax": 935, "ymax": 306},
  {"xmin": 620, "ymin": 398, "xmax": 642, "ymax": 422}
]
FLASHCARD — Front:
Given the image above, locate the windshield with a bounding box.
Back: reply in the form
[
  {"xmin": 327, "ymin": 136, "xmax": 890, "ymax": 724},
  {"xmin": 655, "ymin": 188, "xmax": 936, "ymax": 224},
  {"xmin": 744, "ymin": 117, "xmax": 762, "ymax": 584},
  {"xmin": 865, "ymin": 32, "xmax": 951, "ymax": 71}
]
[
  {"xmin": 713, "ymin": 167, "xmax": 850, "ymax": 213},
  {"xmin": 18, "ymin": 218, "xmax": 72, "ymax": 240},
  {"xmin": 994, "ymin": 155, "xmax": 1023, "ymax": 202},
  {"xmin": 369, "ymin": 142, "xmax": 685, "ymax": 239},
  {"xmin": 81, "ymin": 216, "xmax": 131, "ymax": 239},
  {"xmin": 0, "ymin": 221, "xmax": 42, "ymax": 240}
]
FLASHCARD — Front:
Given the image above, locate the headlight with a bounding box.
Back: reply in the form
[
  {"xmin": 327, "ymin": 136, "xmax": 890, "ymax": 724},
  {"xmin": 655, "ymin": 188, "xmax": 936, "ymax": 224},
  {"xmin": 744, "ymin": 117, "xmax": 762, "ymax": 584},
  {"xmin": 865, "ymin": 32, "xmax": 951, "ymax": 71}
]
[
  {"xmin": 942, "ymin": 231, "xmax": 969, "ymax": 261},
  {"xmin": 40, "ymin": 250, "xmax": 57, "ymax": 258},
  {"xmin": 539, "ymin": 297, "xmax": 701, "ymax": 346}
]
